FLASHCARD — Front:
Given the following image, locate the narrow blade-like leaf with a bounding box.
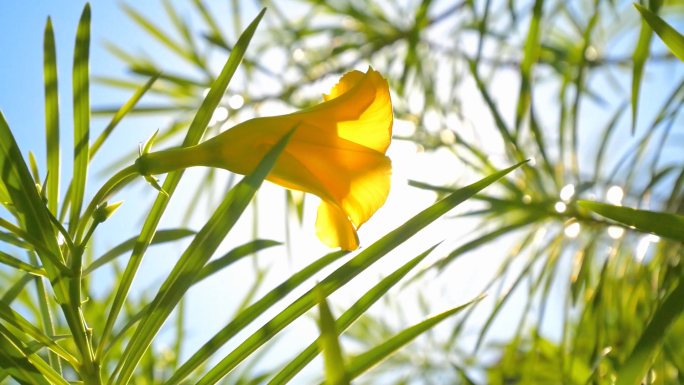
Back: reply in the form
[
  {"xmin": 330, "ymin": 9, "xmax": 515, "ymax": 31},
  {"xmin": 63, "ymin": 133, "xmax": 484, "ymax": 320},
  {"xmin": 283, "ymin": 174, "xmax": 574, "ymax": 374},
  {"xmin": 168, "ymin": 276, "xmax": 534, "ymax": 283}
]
[
  {"xmin": 0, "ymin": 324, "xmax": 68, "ymax": 385},
  {"xmin": 0, "ymin": 301, "xmax": 78, "ymax": 366},
  {"xmin": 342, "ymin": 299, "xmax": 479, "ymax": 382},
  {"xmin": 194, "ymin": 239, "xmax": 281, "ymax": 284},
  {"xmin": 578, "ymin": 201, "xmax": 684, "ymax": 242},
  {"xmin": 69, "ymin": 4, "xmax": 91, "ymax": 236},
  {"xmin": 0, "ymin": 330, "xmax": 51, "ymax": 385},
  {"xmin": 165, "ymin": 250, "xmax": 348, "ymax": 385},
  {"xmin": 96, "ymin": 8, "xmax": 266, "ymax": 360},
  {"xmin": 196, "ymin": 161, "xmax": 527, "ymax": 385},
  {"xmin": 90, "ymin": 74, "xmax": 160, "ymax": 158},
  {"xmin": 635, "ymin": 4, "xmax": 684, "ymax": 62},
  {"xmin": 44, "ymin": 17, "xmax": 60, "ymax": 215},
  {"xmin": 268, "ymin": 243, "xmax": 440, "ymax": 385},
  {"xmin": 515, "ymin": 0, "xmax": 544, "ymax": 131},
  {"xmin": 83, "ymin": 229, "xmax": 195, "ymax": 276},
  {"xmin": 113, "ymin": 122, "xmax": 294, "ymax": 385},
  {"xmin": 615, "ymin": 280, "xmax": 684, "ymax": 385},
  {"xmin": 0, "ymin": 251, "xmax": 47, "ymax": 277},
  {"xmin": 316, "ymin": 286, "xmax": 349, "ymax": 385}
]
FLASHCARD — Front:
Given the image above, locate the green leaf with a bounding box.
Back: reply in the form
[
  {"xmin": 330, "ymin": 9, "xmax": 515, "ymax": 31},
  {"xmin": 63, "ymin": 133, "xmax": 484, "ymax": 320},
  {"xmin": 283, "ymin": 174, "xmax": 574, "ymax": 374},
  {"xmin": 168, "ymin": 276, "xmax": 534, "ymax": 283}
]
[
  {"xmin": 515, "ymin": 0, "xmax": 544, "ymax": 131},
  {"xmin": 83, "ymin": 229, "xmax": 195, "ymax": 276},
  {"xmin": 0, "ymin": 111, "xmax": 71, "ymax": 303},
  {"xmin": 631, "ymin": 0, "xmax": 661, "ymax": 135},
  {"xmin": 436, "ymin": 219, "xmax": 536, "ymax": 271},
  {"xmin": 43, "ymin": 17, "xmax": 60, "ymax": 215},
  {"xmin": 29, "ymin": 251, "xmax": 61, "ymax": 375},
  {"xmin": 593, "ymin": 104, "xmax": 626, "ymax": 178},
  {"xmin": 268, "ymin": 244, "xmax": 440, "ymax": 385},
  {"xmin": 191, "ymin": 0, "xmax": 227, "ymax": 46},
  {"xmin": 112, "ymin": 121, "xmax": 295, "ymax": 385},
  {"xmin": 1, "ymin": 274, "xmax": 33, "ymax": 304},
  {"xmin": 473, "ymin": 252, "xmax": 537, "ymax": 353},
  {"xmin": 0, "ymin": 301, "xmax": 78, "ymax": 367},
  {"xmin": 0, "ymin": 324, "xmax": 68, "ymax": 385},
  {"xmin": 631, "ymin": 19, "xmax": 653, "ymax": 134},
  {"xmin": 195, "ymin": 161, "xmax": 527, "ymax": 385},
  {"xmin": 0, "ymin": 217, "xmax": 71, "ymax": 277},
  {"xmin": 194, "ymin": 239, "xmax": 281, "ymax": 284},
  {"xmin": 468, "ymin": 60, "xmax": 518, "ymax": 152},
  {"xmin": 28, "ymin": 152, "xmax": 40, "ymax": 184},
  {"xmin": 161, "ymin": 0, "xmax": 193, "ymax": 46},
  {"xmin": 0, "ymin": 251, "xmax": 47, "ymax": 277},
  {"xmin": 23, "ymin": 335, "xmax": 71, "ymax": 356},
  {"xmin": 578, "ymin": 201, "xmax": 684, "ymax": 242},
  {"xmin": 165, "ymin": 249, "xmax": 348, "ymax": 385},
  {"xmin": 121, "ymin": 3, "xmax": 201, "ymax": 67},
  {"xmin": 316, "ymin": 286, "xmax": 349, "ymax": 385},
  {"xmin": 615, "ymin": 280, "xmax": 684, "ymax": 385},
  {"xmin": 342, "ymin": 299, "xmax": 479, "ymax": 382},
  {"xmin": 635, "ymin": 4, "xmax": 684, "ymax": 62},
  {"xmin": 69, "ymin": 3, "xmax": 91, "ymax": 236},
  {"xmin": 1, "ymin": 6, "xmax": 90, "ymax": 364},
  {"xmin": 529, "ymin": 88, "xmax": 557, "ymax": 188},
  {"xmin": 0, "ymin": 230, "xmax": 33, "ymax": 250},
  {"xmin": 0, "ymin": 330, "xmax": 51, "ymax": 385},
  {"xmin": 90, "ymin": 73, "xmax": 160, "ymax": 158},
  {"xmin": 95, "ymin": 8, "xmax": 266, "ymax": 361}
]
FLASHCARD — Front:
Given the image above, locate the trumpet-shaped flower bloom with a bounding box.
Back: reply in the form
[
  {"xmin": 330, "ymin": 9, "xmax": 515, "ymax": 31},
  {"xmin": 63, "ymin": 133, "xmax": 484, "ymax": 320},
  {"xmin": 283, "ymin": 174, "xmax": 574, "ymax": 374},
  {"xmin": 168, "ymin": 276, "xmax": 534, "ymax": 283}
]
[{"xmin": 138, "ymin": 67, "xmax": 393, "ymax": 251}]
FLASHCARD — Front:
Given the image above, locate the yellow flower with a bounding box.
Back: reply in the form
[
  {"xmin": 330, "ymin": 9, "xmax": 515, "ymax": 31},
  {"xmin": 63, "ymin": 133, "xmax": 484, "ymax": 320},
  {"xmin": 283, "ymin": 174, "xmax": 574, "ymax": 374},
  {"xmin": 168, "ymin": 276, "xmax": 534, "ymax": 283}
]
[{"xmin": 139, "ymin": 67, "xmax": 393, "ymax": 251}]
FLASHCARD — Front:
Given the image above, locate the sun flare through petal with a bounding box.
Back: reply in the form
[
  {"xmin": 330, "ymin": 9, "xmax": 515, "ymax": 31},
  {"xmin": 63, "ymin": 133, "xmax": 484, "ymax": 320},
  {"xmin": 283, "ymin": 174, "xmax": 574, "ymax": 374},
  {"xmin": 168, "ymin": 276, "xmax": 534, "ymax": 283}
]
[{"xmin": 137, "ymin": 66, "xmax": 393, "ymax": 250}]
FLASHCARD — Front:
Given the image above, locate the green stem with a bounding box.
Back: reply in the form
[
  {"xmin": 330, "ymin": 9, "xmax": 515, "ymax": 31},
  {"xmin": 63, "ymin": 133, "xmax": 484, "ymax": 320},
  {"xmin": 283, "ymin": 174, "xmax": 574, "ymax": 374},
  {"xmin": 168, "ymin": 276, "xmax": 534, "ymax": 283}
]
[
  {"xmin": 80, "ymin": 362, "xmax": 103, "ymax": 385},
  {"xmin": 74, "ymin": 165, "xmax": 138, "ymax": 244},
  {"xmin": 135, "ymin": 145, "xmax": 211, "ymax": 176},
  {"xmin": 68, "ymin": 166, "xmax": 137, "ymax": 378}
]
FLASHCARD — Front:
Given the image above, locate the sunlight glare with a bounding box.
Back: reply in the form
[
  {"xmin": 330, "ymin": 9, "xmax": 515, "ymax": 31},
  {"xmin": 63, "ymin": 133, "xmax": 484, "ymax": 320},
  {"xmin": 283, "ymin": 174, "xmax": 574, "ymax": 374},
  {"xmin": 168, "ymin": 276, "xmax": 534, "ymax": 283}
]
[
  {"xmin": 607, "ymin": 226, "xmax": 623, "ymax": 239},
  {"xmin": 555, "ymin": 202, "xmax": 567, "ymax": 213},
  {"xmin": 214, "ymin": 107, "xmax": 228, "ymax": 121},
  {"xmin": 606, "ymin": 186, "xmax": 624, "ymax": 205},
  {"xmin": 229, "ymin": 95, "xmax": 244, "ymax": 109},
  {"xmin": 440, "ymin": 129, "xmax": 455, "ymax": 144},
  {"xmin": 636, "ymin": 236, "xmax": 652, "ymax": 262},
  {"xmin": 565, "ymin": 222, "xmax": 580, "ymax": 238},
  {"xmin": 292, "ymin": 48, "xmax": 305, "ymax": 62},
  {"xmin": 560, "ymin": 184, "xmax": 575, "ymax": 201}
]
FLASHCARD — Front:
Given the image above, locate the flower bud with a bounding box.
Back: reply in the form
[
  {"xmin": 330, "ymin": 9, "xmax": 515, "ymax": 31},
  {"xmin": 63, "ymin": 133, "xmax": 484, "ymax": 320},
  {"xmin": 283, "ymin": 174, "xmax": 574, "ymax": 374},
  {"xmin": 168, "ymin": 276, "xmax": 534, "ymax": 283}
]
[{"xmin": 93, "ymin": 201, "xmax": 123, "ymax": 223}]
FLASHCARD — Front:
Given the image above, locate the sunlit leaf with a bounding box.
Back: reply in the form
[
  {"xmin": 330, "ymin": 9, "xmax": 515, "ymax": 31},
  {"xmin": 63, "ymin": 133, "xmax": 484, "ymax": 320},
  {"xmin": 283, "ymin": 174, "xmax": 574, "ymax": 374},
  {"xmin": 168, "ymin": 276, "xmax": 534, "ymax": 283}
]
[
  {"xmin": 112, "ymin": 115, "xmax": 294, "ymax": 385},
  {"xmin": 69, "ymin": 4, "xmax": 91, "ymax": 236},
  {"xmin": 195, "ymin": 161, "xmax": 527, "ymax": 385},
  {"xmin": 635, "ymin": 4, "xmax": 684, "ymax": 62},
  {"xmin": 43, "ymin": 17, "xmax": 60, "ymax": 215},
  {"xmin": 96, "ymin": 8, "xmax": 266, "ymax": 361},
  {"xmin": 579, "ymin": 201, "xmax": 684, "ymax": 242},
  {"xmin": 316, "ymin": 286, "xmax": 349, "ymax": 385}
]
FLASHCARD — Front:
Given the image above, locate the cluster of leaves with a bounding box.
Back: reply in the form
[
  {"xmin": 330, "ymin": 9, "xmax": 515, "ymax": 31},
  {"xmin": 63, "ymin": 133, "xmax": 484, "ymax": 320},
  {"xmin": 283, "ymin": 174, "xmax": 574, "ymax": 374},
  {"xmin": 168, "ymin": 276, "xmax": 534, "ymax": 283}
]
[
  {"xmin": 94, "ymin": 0, "xmax": 684, "ymax": 383},
  {"xmin": 4, "ymin": 0, "xmax": 684, "ymax": 384},
  {"xmin": 0, "ymin": 2, "xmax": 522, "ymax": 385}
]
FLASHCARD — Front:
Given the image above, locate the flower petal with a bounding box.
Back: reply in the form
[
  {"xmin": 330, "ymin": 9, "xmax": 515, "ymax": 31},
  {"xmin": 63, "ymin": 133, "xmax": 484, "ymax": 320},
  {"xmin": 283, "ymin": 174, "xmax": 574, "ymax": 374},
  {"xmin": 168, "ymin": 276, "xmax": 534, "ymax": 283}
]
[
  {"xmin": 297, "ymin": 67, "xmax": 393, "ymax": 153},
  {"xmin": 278, "ymin": 131, "xmax": 392, "ymax": 230},
  {"xmin": 195, "ymin": 67, "xmax": 394, "ymax": 251},
  {"xmin": 315, "ymin": 201, "xmax": 359, "ymax": 251},
  {"xmin": 323, "ymin": 70, "xmax": 366, "ymax": 102}
]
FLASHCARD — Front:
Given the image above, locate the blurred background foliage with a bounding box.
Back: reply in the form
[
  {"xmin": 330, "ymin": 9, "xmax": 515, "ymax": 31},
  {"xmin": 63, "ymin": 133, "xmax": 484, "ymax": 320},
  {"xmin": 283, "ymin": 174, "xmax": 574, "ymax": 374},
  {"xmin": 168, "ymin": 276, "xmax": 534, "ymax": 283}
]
[{"xmin": 5, "ymin": 0, "xmax": 684, "ymax": 384}]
